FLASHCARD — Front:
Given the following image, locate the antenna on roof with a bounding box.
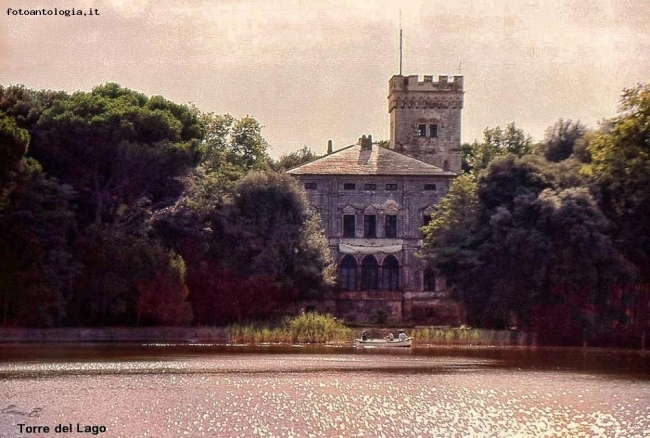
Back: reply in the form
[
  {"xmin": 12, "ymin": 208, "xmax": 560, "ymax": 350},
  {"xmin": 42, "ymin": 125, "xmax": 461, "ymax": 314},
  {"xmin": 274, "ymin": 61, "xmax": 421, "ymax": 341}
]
[{"xmin": 399, "ymin": 9, "xmax": 403, "ymax": 75}]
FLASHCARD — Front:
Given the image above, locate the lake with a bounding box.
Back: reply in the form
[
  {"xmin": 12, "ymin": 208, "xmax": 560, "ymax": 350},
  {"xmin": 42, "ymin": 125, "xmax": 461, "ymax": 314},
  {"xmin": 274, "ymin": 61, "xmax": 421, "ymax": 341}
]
[{"xmin": 1, "ymin": 344, "xmax": 649, "ymax": 437}]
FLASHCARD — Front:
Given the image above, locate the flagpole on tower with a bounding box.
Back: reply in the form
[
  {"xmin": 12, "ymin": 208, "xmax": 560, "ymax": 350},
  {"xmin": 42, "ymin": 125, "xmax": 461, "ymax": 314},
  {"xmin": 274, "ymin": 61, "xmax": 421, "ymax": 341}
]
[{"xmin": 399, "ymin": 9, "xmax": 403, "ymax": 76}]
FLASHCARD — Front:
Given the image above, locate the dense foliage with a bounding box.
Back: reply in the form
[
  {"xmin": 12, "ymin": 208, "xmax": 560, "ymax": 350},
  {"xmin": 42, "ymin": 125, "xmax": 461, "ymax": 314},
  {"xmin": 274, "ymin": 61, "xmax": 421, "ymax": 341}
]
[
  {"xmin": 462, "ymin": 122, "xmax": 534, "ymax": 174},
  {"xmin": 0, "ymin": 84, "xmax": 333, "ymax": 327},
  {"xmin": 423, "ymin": 84, "xmax": 650, "ymax": 344},
  {"xmin": 272, "ymin": 146, "xmax": 320, "ymax": 171},
  {"xmin": 3, "ymin": 79, "xmax": 648, "ymax": 342},
  {"xmin": 585, "ymin": 84, "xmax": 650, "ymax": 282}
]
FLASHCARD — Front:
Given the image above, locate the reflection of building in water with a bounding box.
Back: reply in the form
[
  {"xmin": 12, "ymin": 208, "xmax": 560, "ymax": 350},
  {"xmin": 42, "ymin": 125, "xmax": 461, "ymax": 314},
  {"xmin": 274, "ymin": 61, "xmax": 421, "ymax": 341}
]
[{"xmin": 287, "ymin": 75, "xmax": 466, "ymax": 324}]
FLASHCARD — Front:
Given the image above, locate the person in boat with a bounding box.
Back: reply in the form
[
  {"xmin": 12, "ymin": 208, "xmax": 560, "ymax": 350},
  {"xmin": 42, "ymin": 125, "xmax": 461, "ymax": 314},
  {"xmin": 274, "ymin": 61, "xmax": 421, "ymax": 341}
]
[
  {"xmin": 384, "ymin": 332, "xmax": 395, "ymax": 341},
  {"xmin": 398, "ymin": 331, "xmax": 408, "ymax": 341},
  {"xmin": 361, "ymin": 331, "xmax": 368, "ymax": 341}
]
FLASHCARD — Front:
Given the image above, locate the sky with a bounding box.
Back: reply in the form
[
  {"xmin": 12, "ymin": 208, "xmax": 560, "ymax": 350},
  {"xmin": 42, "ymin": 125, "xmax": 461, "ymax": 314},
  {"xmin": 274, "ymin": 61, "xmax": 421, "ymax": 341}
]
[{"xmin": 2, "ymin": 0, "xmax": 649, "ymax": 158}]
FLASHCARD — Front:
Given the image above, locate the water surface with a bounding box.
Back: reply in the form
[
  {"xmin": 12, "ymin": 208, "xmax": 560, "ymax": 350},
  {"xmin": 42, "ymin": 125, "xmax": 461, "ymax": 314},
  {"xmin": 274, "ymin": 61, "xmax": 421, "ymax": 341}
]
[{"xmin": 1, "ymin": 344, "xmax": 648, "ymax": 437}]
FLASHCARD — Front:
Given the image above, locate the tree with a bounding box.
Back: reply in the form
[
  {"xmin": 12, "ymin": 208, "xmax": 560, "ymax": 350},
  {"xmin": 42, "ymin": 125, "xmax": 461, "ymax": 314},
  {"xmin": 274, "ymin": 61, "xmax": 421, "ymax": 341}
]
[
  {"xmin": 187, "ymin": 264, "xmax": 288, "ymax": 324},
  {"xmin": 0, "ymin": 107, "xmax": 82, "ymax": 327},
  {"xmin": 420, "ymin": 174, "xmax": 480, "ymax": 288},
  {"xmin": 421, "ymin": 154, "xmax": 633, "ymax": 341},
  {"xmin": 228, "ymin": 172, "xmax": 331, "ymax": 286},
  {"xmin": 198, "ymin": 112, "xmax": 270, "ymax": 185},
  {"xmin": 293, "ymin": 211, "xmax": 336, "ymax": 299},
  {"xmin": 477, "ymin": 154, "xmax": 557, "ymax": 212},
  {"xmin": 0, "ymin": 163, "xmax": 81, "ymax": 327},
  {"xmin": 273, "ymin": 146, "xmax": 319, "ymax": 171},
  {"xmin": 136, "ymin": 251, "xmax": 193, "ymax": 326},
  {"xmin": 185, "ymin": 171, "xmax": 334, "ymax": 324},
  {"xmin": 0, "ymin": 113, "xmax": 29, "ymax": 183},
  {"xmin": 149, "ymin": 170, "xmax": 218, "ymax": 259},
  {"xmin": 463, "ymin": 122, "xmax": 534, "ymax": 175},
  {"xmin": 481, "ymin": 186, "xmax": 632, "ymax": 338},
  {"xmin": 541, "ymin": 119, "xmax": 588, "ymax": 162},
  {"xmin": 71, "ymin": 222, "xmax": 179, "ymax": 326},
  {"xmin": 33, "ymin": 83, "xmax": 202, "ymax": 225},
  {"xmin": 586, "ymin": 83, "xmax": 650, "ymax": 281},
  {"xmin": 0, "ymin": 85, "xmax": 66, "ymax": 131},
  {"xmin": 529, "ymin": 188, "xmax": 634, "ymax": 343},
  {"xmin": 1, "ymin": 84, "xmax": 338, "ymax": 327},
  {"xmin": 220, "ymin": 171, "xmax": 333, "ymax": 295}
]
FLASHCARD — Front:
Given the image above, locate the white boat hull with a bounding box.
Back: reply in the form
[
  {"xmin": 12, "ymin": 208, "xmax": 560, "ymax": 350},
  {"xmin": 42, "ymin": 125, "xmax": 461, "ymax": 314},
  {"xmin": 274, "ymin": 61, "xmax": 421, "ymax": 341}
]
[{"xmin": 354, "ymin": 338, "xmax": 412, "ymax": 348}]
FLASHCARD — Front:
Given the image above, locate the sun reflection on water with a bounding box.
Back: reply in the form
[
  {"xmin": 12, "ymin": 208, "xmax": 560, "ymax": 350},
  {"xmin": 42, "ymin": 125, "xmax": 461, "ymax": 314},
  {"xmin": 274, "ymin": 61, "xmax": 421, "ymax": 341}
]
[{"xmin": 0, "ymin": 347, "xmax": 648, "ymax": 437}]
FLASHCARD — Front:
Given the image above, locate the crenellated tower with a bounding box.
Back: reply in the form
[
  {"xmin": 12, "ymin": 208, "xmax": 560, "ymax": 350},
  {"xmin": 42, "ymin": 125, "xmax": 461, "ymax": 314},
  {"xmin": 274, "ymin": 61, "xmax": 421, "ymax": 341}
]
[{"xmin": 388, "ymin": 75, "xmax": 464, "ymax": 173}]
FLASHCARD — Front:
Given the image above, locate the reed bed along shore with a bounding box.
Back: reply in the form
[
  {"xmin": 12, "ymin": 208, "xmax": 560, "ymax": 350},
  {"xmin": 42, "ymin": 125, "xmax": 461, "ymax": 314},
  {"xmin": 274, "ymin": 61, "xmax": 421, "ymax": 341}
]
[
  {"xmin": 227, "ymin": 313, "xmax": 356, "ymax": 344},
  {"xmin": 227, "ymin": 314, "xmax": 534, "ymax": 347},
  {"xmin": 411, "ymin": 326, "xmax": 534, "ymax": 347}
]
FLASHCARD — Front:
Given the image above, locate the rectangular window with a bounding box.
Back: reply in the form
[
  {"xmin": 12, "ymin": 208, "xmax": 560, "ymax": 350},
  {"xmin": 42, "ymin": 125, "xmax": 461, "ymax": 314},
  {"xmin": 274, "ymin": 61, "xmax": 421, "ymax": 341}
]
[
  {"xmin": 424, "ymin": 269, "xmax": 436, "ymax": 291},
  {"xmin": 343, "ymin": 215, "xmax": 356, "ymax": 238},
  {"xmin": 418, "ymin": 124, "xmax": 427, "ymax": 137},
  {"xmin": 385, "ymin": 183, "xmax": 398, "ymax": 191},
  {"xmin": 343, "ymin": 183, "xmax": 355, "ymax": 190},
  {"xmin": 423, "ymin": 214, "xmax": 432, "ymax": 227},
  {"xmin": 424, "ymin": 183, "xmax": 437, "ymax": 191},
  {"xmin": 364, "ymin": 183, "xmax": 377, "ymax": 191},
  {"xmin": 430, "ymin": 124, "xmax": 438, "ymax": 138},
  {"xmin": 304, "ymin": 182, "xmax": 317, "ymax": 190},
  {"xmin": 364, "ymin": 215, "xmax": 377, "ymax": 238},
  {"xmin": 385, "ymin": 215, "xmax": 397, "ymax": 238}
]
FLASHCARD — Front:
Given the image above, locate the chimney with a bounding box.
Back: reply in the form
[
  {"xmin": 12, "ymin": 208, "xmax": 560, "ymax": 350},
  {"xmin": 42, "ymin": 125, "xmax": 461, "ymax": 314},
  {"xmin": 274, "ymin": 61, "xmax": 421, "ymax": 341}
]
[
  {"xmin": 327, "ymin": 139, "xmax": 333, "ymax": 154},
  {"xmin": 359, "ymin": 134, "xmax": 373, "ymax": 151}
]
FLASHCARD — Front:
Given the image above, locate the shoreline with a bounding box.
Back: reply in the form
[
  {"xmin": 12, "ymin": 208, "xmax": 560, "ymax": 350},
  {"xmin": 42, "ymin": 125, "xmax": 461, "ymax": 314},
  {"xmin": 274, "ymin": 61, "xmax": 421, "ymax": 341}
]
[
  {"xmin": 1, "ymin": 326, "xmax": 645, "ymax": 350},
  {"xmin": 0, "ymin": 327, "xmax": 230, "ymax": 344}
]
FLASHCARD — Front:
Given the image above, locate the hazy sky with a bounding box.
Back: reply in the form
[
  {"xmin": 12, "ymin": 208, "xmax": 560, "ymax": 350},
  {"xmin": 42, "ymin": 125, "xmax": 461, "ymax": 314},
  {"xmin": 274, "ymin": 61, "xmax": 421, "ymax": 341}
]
[{"xmin": 2, "ymin": 0, "xmax": 649, "ymax": 158}]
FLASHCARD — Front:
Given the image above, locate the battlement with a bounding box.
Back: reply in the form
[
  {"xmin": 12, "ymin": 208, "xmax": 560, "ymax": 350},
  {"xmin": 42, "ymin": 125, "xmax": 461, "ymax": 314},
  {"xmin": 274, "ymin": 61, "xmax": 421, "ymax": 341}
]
[
  {"xmin": 387, "ymin": 73, "xmax": 464, "ymax": 173},
  {"xmin": 389, "ymin": 75, "xmax": 464, "ymax": 93}
]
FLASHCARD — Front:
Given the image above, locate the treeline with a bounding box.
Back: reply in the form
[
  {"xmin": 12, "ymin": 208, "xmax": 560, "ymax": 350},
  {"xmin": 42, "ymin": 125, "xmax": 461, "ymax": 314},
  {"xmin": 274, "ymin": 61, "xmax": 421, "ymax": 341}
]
[
  {"xmin": 0, "ymin": 83, "xmax": 333, "ymax": 327},
  {"xmin": 421, "ymin": 84, "xmax": 650, "ymax": 345}
]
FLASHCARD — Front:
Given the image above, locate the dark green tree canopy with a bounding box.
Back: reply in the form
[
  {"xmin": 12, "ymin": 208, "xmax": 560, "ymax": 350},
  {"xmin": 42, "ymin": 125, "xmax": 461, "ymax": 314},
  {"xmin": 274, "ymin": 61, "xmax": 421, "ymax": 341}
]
[
  {"xmin": 477, "ymin": 154, "xmax": 556, "ymax": 213},
  {"xmin": 586, "ymin": 83, "xmax": 650, "ymax": 280},
  {"xmin": 542, "ymin": 119, "xmax": 588, "ymax": 162},
  {"xmin": 226, "ymin": 171, "xmax": 333, "ymax": 292},
  {"xmin": 0, "ymin": 85, "xmax": 67, "ymax": 131},
  {"xmin": 180, "ymin": 171, "xmax": 333, "ymax": 324},
  {"xmin": 0, "ymin": 164, "xmax": 80, "ymax": 327},
  {"xmin": 0, "ymin": 113, "xmax": 30, "ymax": 180},
  {"xmin": 422, "ymin": 139, "xmax": 634, "ymax": 339},
  {"xmin": 32, "ymin": 83, "xmax": 202, "ymax": 224}
]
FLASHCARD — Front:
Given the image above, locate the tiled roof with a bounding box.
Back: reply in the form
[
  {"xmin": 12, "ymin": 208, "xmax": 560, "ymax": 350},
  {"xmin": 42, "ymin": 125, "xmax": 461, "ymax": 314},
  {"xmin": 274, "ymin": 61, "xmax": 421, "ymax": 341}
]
[{"xmin": 286, "ymin": 144, "xmax": 456, "ymax": 176}]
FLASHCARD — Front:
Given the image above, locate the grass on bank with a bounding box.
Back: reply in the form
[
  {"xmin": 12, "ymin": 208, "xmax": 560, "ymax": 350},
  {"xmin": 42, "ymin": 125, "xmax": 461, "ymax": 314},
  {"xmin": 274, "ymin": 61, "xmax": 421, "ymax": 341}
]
[{"xmin": 227, "ymin": 313, "xmax": 356, "ymax": 344}]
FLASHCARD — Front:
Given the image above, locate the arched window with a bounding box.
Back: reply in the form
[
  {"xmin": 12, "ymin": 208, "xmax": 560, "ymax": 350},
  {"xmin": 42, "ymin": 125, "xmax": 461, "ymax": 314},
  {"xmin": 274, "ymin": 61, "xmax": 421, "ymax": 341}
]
[
  {"xmin": 361, "ymin": 256, "xmax": 379, "ymax": 290},
  {"xmin": 339, "ymin": 255, "xmax": 357, "ymax": 291},
  {"xmin": 382, "ymin": 255, "xmax": 399, "ymax": 291},
  {"xmin": 424, "ymin": 268, "xmax": 436, "ymax": 292}
]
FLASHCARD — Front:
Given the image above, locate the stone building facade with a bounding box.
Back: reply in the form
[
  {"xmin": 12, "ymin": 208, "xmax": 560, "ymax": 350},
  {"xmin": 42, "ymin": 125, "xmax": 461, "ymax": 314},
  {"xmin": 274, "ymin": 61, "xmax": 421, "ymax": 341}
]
[{"xmin": 287, "ymin": 75, "xmax": 465, "ymax": 325}]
